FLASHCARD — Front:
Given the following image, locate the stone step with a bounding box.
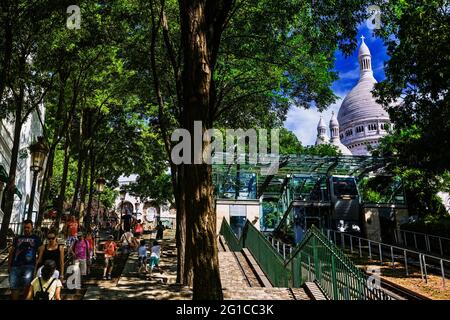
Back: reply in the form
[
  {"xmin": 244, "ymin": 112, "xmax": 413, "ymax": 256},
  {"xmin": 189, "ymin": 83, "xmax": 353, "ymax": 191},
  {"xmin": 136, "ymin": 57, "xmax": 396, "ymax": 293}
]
[
  {"xmin": 303, "ymin": 281, "xmax": 328, "ymax": 300},
  {"xmin": 223, "ymin": 287, "xmax": 308, "ymax": 300},
  {"xmin": 241, "ymin": 248, "xmax": 273, "ymax": 288},
  {"xmin": 290, "ymin": 287, "xmax": 310, "ymax": 300}
]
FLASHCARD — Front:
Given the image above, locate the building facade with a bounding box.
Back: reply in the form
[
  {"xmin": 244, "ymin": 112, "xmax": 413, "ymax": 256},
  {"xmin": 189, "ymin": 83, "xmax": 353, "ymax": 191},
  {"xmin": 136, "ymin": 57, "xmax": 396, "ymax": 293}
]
[
  {"xmin": 114, "ymin": 175, "xmax": 176, "ymax": 228},
  {"xmin": 0, "ymin": 106, "xmax": 45, "ymax": 233}
]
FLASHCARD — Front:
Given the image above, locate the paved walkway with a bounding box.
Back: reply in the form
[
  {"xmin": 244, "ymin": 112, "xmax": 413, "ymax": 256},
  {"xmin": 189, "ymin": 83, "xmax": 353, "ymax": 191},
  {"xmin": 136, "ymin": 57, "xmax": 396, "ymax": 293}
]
[
  {"xmin": 84, "ymin": 229, "xmax": 192, "ymax": 300},
  {"xmin": 218, "ymin": 251, "xmax": 309, "ymax": 300}
]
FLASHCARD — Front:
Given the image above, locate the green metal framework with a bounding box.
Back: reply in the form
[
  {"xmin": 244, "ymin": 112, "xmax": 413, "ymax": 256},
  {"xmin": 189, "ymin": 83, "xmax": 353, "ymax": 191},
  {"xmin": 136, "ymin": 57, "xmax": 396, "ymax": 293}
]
[
  {"xmin": 212, "ymin": 153, "xmax": 389, "ymax": 199},
  {"xmin": 220, "ymin": 219, "xmax": 391, "ymax": 300}
]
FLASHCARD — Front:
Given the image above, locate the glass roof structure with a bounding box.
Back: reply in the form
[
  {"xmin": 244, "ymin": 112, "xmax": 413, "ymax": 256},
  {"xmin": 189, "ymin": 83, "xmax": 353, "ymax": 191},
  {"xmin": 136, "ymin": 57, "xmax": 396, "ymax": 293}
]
[{"xmin": 212, "ymin": 153, "xmax": 389, "ymax": 199}]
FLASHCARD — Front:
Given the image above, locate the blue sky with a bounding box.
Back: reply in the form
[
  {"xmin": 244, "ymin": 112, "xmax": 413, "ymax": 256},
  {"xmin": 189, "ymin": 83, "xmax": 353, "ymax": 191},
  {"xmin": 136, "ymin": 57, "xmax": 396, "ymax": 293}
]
[{"xmin": 284, "ymin": 24, "xmax": 390, "ymax": 146}]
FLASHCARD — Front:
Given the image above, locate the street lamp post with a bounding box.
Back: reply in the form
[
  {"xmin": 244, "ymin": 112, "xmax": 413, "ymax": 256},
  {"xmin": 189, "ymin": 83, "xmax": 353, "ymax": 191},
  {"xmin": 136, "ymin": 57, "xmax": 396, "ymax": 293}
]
[
  {"xmin": 27, "ymin": 137, "xmax": 49, "ymax": 221},
  {"xmin": 95, "ymin": 178, "xmax": 106, "ymax": 229},
  {"xmin": 119, "ymin": 189, "xmax": 126, "ymax": 237}
]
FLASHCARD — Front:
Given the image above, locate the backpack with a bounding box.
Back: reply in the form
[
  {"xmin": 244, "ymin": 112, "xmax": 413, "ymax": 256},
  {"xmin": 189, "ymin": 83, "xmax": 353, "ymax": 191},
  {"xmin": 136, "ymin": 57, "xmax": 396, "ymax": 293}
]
[
  {"xmin": 134, "ymin": 224, "xmax": 143, "ymax": 234},
  {"xmin": 34, "ymin": 278, "xmax": 56, "ymax": 300}
]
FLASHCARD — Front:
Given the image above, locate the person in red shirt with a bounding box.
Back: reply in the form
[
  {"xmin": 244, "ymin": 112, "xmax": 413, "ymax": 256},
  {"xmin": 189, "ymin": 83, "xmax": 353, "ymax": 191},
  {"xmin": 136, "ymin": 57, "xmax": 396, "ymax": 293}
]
[
  {"xmin": 65, "ymin": 216, "xmax": 79, "ymax": 247},
  {"xmin": 103, "ymin": 235, "xmax": 117, "ymax": 280}
]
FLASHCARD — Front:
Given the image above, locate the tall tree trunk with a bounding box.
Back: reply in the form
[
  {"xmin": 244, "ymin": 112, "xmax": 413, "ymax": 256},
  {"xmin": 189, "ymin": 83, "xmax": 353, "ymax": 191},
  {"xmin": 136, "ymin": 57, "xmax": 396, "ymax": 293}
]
[
  {"xmin": 55, "ymin": 136, "xmax": 70, "ymax": 227},
  {"xmin": 79, "ymin": 150, "xmax": 90, "ymax": 223},
  {"xmin": 0, "ymin": 88, "xmax": 24, "ymax": 248},
  {"xmin": 0, "ymin": 5, "xmax": 12, "ymax": 104},
  {"xmin": 84, "ymin": 149, "xmax": 95, "ymax": 231},
  {"xmin": 71, "ymin": 113, "xmax": 85, "ymax": 213},
  {"xmin": 173, "ymin": 165, "xmax": 192, "ymax": 286},
  {"xmin": 36, "ymin": 147, "xmax": 54, "ymax": 228},
  {"xmin": 36, "ymin": 73, "xmax": 68, "ymax": 227},
  {"xmin": 179, "ymin": 0, "xmax": 230, "ymax": 299}
]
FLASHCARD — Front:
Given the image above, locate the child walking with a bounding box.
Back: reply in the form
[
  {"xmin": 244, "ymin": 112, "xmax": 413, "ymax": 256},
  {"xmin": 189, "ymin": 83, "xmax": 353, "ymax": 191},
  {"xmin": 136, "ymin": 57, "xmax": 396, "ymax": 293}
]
[
  {"xmin": 149, "ymin": 240, "xmax": 162, "ymax": 274},
  {"xmin": 137, "ymin": 240, "xmax": 148, "ymax": 273}
]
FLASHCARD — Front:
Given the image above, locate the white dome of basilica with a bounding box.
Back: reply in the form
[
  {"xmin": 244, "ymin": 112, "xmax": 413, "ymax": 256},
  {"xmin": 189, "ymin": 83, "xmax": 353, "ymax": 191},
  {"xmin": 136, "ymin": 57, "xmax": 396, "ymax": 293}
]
[{"xmin": 336, "ymin": 36, "xmax": 391, "ymax": 156}]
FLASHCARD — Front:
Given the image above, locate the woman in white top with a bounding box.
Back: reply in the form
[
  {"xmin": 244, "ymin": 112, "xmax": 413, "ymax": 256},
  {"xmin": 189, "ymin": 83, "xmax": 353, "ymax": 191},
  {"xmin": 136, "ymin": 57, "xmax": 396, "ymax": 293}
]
[
  {"xmin": 120, "ymin": 231, "xmax": 137, "ymax": 255},
  {"xmin": 26, "ymin": 260, "xmax": 62, "ymax": 300}
]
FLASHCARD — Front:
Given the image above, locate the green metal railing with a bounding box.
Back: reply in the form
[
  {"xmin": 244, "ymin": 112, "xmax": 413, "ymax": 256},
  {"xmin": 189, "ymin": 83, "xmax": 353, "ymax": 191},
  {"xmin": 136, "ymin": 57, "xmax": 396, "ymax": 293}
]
[
  {"xmin": 220, "ymin": 219, "xmax": 391, "ymax": 300},
  {"xmin": 220, "ymin": 218, "xmax": 244, "ymax": 252},
  {"xmin": 244, "ymin": 221, "xmax": 290, "ymax": 287},
  {"xmin": 285, "ymin": 225, "xmax": 391, "ymax": 300}
]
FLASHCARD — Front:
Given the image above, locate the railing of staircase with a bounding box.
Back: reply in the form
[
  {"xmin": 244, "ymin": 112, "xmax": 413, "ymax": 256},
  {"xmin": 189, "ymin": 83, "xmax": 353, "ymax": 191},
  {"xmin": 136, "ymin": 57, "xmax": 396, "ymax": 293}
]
[
  {"xmin": 284, "ymin": 225, "xmax": 392, "ymax": 300},
  {"xmin": 220, "ymin": 218, "xmax": 243, "ymax": 252},
  {"xmin": 220, "ymin": 219, "xmax": 391, "ymax": 299},
  {"xmin": 244, "ymin": 221, "xmax": 290, "ymax": 287}
]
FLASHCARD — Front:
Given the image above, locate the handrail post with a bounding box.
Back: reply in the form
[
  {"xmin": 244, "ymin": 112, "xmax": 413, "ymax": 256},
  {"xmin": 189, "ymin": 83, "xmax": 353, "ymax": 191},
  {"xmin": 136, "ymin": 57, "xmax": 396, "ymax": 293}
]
[
  {"xmin": 404, "ymin": 250, "xmax": 409, "ymax": 276},
  {"xmin": 331, "ymin": 255, "xmax": 338, "ymax": 300},
  {"xmin": 368, "ymin": 241, "xmax": 372, "ymax": 260},
  {"xmin": 359, "ymin": 238, "xmax": 362, "ymax": 258},
  {"xmin": 379, "ymin": 243, "xmax": 382, "ymax": 263},
  {"xmin": 413, "ymin": 233, "xmax": 418, "ymax": 250},
  {"xmin": 391, "ymin": 246, "xmax": 394, "ymax": 267},
  {"xmin": 419, "ymin": 254, "xmax": 424, "ymax": 281},
  {"xmin": 441, "ymin": 259, "xmax": 446, "ymax": 288},
  {"xmin": 423, "ymin": 255, "xmax": 428, "ymax": 284},
  {"xmin": 313, "ymin": 236, "xmax": 320, "ymax": 282},
  {"xmin": 350, "ymin": 235, "xmax": 353, "ymax": 254}
]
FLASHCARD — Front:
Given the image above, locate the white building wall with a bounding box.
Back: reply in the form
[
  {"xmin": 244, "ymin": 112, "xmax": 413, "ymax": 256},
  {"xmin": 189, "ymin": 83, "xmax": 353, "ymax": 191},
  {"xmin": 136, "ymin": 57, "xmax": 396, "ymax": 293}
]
[{"xmin": 0, "ymin": 104, "xmax": 44, "ymax": 231}]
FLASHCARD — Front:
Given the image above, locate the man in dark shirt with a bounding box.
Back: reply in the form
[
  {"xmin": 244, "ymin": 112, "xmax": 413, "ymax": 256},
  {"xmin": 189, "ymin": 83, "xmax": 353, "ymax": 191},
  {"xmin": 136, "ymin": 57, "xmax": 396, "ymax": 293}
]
[
  {"xmin": 8, "ymin": 219, "xmax": 41, "ymax": 300},
  {"xmin": 121, "ymin": 213, "xmax": 132, "ymax": 233}
]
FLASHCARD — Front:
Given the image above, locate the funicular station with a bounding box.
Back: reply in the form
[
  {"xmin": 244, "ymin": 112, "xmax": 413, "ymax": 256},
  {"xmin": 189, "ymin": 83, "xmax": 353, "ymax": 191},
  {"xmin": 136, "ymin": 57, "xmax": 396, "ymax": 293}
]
[{"xmin": 213, "ymin": 154, "xmax": 449, "ymax": 300}]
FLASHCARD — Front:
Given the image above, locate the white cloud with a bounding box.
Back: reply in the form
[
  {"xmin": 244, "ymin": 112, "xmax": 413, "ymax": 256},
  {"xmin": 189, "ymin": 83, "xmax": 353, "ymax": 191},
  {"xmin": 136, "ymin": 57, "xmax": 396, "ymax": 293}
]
[
  {"xmin": 284, "ymin": 94, "xmax": 346, "ymax": 146},
  {"xmin": 338, "ymin": 61, "xmax": 360, "ymax": 80}
]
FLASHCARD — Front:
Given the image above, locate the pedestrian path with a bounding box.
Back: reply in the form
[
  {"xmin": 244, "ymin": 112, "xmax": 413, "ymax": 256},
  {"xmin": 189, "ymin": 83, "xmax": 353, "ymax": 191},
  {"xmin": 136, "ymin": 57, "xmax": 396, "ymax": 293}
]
[
  {"xmin": 218, "ymin": 250, "xmax": 310, "ymax": 300},
  {"xmin": 83, "ymin": 229, "xmax": 192, "ymax": 300}
]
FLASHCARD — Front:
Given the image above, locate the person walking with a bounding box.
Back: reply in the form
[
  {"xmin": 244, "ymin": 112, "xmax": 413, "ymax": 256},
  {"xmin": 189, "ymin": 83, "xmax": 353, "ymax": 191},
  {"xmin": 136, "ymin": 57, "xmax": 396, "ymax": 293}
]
[
  {"xmin": 119, "ymin": 230, "xmax": 136, "ymax": 256},
  {"xmin": 8, "ymin": 219, "xmax": 42, "ymax": 300},
  {"xmin": 103, "ymin": 235, "xmax": 117, "ymax": 280},
  {"xmin": 65, "ymin": 215, "xmax": 79, "ymax": 248},
  {"xmin": 137, "ymin": 240, "xmax": 148, "ymax": 274},
  {"xmin": 70, "ymin": 232, "xmax": 91, "ymax": 288},
  {"xmin": 149, "ymin": 240, "xmax": 162, "ymax": 274},
  {"xmin": 85, "ymin": 231, "xmax": 96, "ymax": 275},
  {"xmin": 36, "ymin": 230, "xmax": 64, "ymax": 282},
  {"xmin": 25, "ymin": 260, "xmax": 62, "ymax": 300},
  {"xmin": 134, "ymin": 219, "xmax": 144, "ymax": 237},
  {"xmin": 155, "ymin": 221, "xmax": 164, "ymax": 240}
]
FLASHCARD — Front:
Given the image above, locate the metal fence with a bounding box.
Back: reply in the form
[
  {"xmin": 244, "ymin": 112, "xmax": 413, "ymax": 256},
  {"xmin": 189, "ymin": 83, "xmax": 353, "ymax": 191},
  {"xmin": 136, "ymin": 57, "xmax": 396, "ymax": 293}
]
[
  {"xmin": 219, "ymin": 218, "xmax": 244, "ymax": 252},
  {"xmin": 286, "ymin": 226, "xmax": 391, "ymax": 300},
  {"xmin": 220, "ymin": 219, "xmax": 391, "ymax": 299},
  {"xmin": 324, "ymin": 228, "xmax": 450, "ymax": 288},
  {"xmin": 395, "ymin": 229, "xmax": 450, "ymax": 258},
  {"xmin": 244, "ymin": 221, "xmax": 290, "ymax": 287}
]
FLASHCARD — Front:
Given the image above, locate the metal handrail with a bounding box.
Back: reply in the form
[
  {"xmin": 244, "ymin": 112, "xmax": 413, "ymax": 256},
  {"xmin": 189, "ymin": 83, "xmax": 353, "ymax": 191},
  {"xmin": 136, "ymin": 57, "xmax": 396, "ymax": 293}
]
[
  {"xmin": 323, "ymin": 228, "xmax": 449, "ymax": 287},
  {"xmin": 323, "ymin": 228, "xmax": 450, "ymax": 265},
  {"xmin": 220, "ymin": 219, "xmax": 391, "ymax": 299},
  {"xmin": 399, "ymin": 228, "xmax": 450, "ymax": 241},
  {"xmin": 0, "ymin": 243, "xmax": 13, "ymax": 268},
  {"xmin": 286, "ymin": 226, "xmax": 391, "ymax": 300}
]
